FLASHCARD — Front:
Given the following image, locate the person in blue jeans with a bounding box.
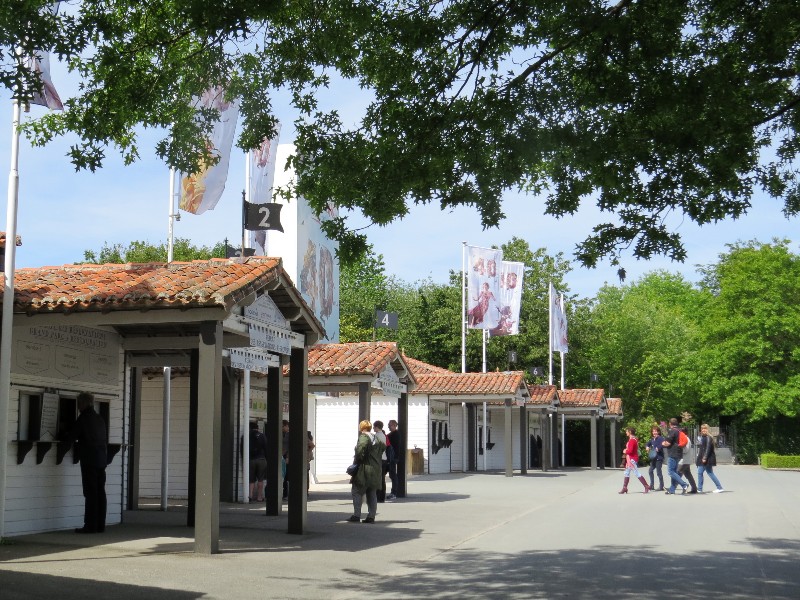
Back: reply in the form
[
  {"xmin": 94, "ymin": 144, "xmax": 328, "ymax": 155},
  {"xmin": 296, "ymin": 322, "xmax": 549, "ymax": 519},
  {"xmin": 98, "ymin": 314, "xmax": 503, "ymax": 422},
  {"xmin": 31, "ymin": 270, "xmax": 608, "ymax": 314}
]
[
  {"xmin": 645, "ymin": 426, "xmax": 665, "ymax": 491},
  {"xmin": 660, "ymin": 418, "xmax": 688, "ymax": 495},
  {"xmin": 696, "ymin": 423, "xmax": 725, "ymax": 493}
]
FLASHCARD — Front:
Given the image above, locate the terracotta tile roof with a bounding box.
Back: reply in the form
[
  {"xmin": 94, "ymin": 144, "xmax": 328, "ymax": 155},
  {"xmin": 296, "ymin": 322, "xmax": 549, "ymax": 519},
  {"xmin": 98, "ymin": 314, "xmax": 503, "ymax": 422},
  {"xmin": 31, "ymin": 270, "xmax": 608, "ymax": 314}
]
[
  {"xmin": 402, "ymin": 355, "xmax": 451, "ymax": 377},
  {"xmin": 413, "ymin": 371, "xmax": 526, "ymax": 396},
  {"xmin": 4, "ymin": 258, "xmax": 283, "ymax": 314},
  {"xmin": 557, "ymin": 388, "xmax": 606, "ymax": 408},
  {"xmin": 308, "ymin": 341, "xmax": 403, "ymax": 377},
  {"xmin": 527, "ymin": 384, "xmax": 558, "ymax": 406},
  {"xmin": 606, "ymin": 398, "xmax": 623, "ymax": 416}
]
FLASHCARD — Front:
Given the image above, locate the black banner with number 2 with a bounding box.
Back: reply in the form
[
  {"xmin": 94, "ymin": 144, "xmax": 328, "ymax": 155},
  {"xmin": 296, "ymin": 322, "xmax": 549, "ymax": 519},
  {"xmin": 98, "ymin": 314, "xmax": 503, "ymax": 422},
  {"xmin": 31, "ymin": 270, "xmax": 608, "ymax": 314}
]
[{"xmin": 244, "ymin": 202, "xmax": 284, "ymax": 232}]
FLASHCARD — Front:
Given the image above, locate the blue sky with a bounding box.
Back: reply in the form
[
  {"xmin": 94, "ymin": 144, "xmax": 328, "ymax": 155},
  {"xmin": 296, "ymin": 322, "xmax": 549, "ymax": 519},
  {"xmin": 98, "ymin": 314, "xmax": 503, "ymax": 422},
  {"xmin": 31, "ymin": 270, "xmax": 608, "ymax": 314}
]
[{"xmin": 2, "ymin": 68, "xmax": 798, "ymax": 300}]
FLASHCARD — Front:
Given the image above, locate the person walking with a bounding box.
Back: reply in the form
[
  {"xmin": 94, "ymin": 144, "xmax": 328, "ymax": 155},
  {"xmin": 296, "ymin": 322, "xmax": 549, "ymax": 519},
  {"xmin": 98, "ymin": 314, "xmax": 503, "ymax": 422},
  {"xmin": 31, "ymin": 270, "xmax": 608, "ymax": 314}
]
[
  {"xmin": 696, "ymin": 423, "xmax": 725, "ymax": 493},
  {"xmin": 348, "ymin": 420, "xmax": 385, "ymax": 524},
  {"xmin": 619, "ymin": 427, "xmax": 650, "ymax": 494},
  {"xmin": 645, "ymin": 425, "xmax": 665, "ymax": 491},
  {"xmin": 386, "ymin": 420, "xmax": 400, "ymax": 500},
  {"xmin": 661, "ymin": 418, "xmax": 689, "ymax": 495},
  {"xmin": 248, "ymin": 421, "xmax": 268, "ymax": 502},
  {"xmin": 373, "ymin": 420, "xmax": 389, "ymax": 502},
  {"xmin": 677, "ymin": 427, "xmax": 698, "ymax": 494}
]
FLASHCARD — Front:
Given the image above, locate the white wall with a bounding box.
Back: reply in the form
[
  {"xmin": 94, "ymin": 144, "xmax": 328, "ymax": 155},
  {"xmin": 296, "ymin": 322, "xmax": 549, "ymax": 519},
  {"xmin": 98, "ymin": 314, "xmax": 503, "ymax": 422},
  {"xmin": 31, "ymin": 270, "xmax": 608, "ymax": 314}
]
[
  {"xmin": 138, "ymin": 376, "xmax": 191, "ymax": 499},
  {"xmin": 449, "ymin": 404, "xmax": 465, "ymax": 472},
  {"xmin": 314, "ymin": 394, "xmax": 429, "ymax": 476},
  {"xmin": 4, "ymin": 386, "xmax": 124, "ymax": 536}
]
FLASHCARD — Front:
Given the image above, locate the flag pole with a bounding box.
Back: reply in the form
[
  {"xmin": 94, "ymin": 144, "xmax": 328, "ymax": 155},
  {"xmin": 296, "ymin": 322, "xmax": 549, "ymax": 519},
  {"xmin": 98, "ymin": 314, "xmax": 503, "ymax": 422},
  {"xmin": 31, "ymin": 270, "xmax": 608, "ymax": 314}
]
[
  {"xmin": 241, "ymin": 154, "xmax": 250, "ymax": 503},
  {"xmin": 161, "ymin": 167, "xmax": 177, "ymax": 511},
  {"xmin": 560, "ymin": 294, "xmax": 566, "ymax": 390},
  {"xmin": 461, "ymin": 241, "xmax": 466, "ymax": 373},
  {"xmin": 0, "ymin": 94, "xmax": 23, "ymax": 539},
  {"xmin": 548, "ymin": 282, "xmax": 553, "ymax": 386}
]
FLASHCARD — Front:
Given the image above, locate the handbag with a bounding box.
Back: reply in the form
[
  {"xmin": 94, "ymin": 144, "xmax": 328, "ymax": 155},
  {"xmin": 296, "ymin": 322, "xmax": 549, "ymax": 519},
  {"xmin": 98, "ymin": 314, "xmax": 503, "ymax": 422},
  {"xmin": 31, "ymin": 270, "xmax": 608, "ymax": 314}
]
[
  {"xmin": 346, "ymin": 463, "xmax": 359, "ymax": 477},
  {"xmin": 648, "ymin": 449, "xmax": 657, "ymax": 460}
]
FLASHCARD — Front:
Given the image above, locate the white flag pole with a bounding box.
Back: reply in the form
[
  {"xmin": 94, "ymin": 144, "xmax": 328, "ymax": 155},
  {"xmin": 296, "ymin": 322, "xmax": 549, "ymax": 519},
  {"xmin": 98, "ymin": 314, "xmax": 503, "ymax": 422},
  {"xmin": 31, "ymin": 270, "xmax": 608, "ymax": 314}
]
[
  {"xmin": 461, "ymin": 241, "xmax": 466, "ymax": 373},
  {"xmin": 548, "ymin": 282, "xmax": 553, "ymax": 386},
  {"xmin": 160, "ymin": 167, "xmax": 177, "ymax": 511},
  {"xmin": 242, "ymin": 153, "xmax": 251, "ymax": 502},
  {"xmin": 559, "ymin": 293, "xmax": 566, "ymax": 390},
  {"xmin": 0, "ymin": 93, "xmax": 22, "ymax": 539},
  {"xmin": 482, "ymin": 328, "xmax": 487, "ymax": 373}
]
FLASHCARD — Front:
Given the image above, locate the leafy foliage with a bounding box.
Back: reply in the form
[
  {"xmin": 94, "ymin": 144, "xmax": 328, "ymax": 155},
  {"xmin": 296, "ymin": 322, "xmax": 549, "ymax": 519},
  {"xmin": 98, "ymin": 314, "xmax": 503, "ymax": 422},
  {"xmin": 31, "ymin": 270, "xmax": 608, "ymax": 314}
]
[
  {"xmin": 81, "ymin": 238, "xmax": 225, "ymax": 264},
  {"xmin": 7, "ymin": 1, "xmax": 799, "ymax": 269}
]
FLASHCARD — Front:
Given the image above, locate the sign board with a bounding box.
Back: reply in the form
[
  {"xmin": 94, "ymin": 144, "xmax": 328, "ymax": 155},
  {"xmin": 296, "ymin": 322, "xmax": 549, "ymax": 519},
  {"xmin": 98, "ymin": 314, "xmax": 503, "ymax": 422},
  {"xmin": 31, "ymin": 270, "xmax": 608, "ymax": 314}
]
[
  {"xmin": 374, "ymin": 363, "xmax": 405, "ymax": 397},
  {"xmin": 40, "ymin": 392, "xmax": 59, "ymax": 441},
  {"xmin": 249, "ymin": 323, "xmax": 294, "ymax": 355},
  {"xmin": 13, "ymin": 325, "xmax": 120, "ymax": 387},
  {"xmin": 229, "ymin": 348, "xmax": 280, "ymax": 374},
  {"xmin": 245, "ymin": 294, "xmax": 289, "ymax": 329},
  {"xmin": 375, "ymin": 310, "xmax": 398, "ymax": 329},
  {"xmin": 430, "ymin": 400, "xmax": 448, "ymax": 418}
]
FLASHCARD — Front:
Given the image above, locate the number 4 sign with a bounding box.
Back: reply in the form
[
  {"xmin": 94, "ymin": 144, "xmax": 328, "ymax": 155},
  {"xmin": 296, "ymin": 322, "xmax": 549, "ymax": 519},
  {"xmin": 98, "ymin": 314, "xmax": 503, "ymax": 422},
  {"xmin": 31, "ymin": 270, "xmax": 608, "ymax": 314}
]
[
  {"xmin": 375, "ymin": 310, "xmax": 398, "ymax": 329},
  {"xmin": 244, "ymin": 201, "xmax": 284, "ymax": 232}
]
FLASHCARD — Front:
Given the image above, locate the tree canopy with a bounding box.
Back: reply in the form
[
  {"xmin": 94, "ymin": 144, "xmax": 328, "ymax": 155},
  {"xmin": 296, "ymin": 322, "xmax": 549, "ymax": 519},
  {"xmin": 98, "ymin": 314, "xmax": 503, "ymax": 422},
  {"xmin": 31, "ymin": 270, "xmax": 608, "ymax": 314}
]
[{"xmin": 7, "ymin": 0, "xmax": 800, "ymax": 268}]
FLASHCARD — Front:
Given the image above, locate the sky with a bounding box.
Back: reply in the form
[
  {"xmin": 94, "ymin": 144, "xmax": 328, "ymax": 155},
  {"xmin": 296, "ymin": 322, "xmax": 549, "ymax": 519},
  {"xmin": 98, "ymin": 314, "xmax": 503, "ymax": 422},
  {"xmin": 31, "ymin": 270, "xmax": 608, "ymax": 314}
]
[{"xmin": 1, "ymin": 65, "xmax": 798, "ymax": 300}]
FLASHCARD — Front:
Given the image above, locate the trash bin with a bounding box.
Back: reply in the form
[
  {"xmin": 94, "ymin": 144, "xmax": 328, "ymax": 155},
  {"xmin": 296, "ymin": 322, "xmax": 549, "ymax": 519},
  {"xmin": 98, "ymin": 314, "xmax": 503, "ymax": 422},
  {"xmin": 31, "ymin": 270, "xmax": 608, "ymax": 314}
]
[{"xmin": 407, "ymin": 448, "xmax": 424, "ymax": 475}]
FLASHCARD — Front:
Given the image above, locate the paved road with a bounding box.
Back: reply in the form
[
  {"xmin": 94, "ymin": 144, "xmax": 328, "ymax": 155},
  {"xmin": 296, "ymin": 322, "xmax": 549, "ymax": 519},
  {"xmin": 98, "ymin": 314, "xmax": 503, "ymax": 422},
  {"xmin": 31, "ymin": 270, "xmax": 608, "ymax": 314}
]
[{"xmin": 1, "ymin": 466, "xmax": 799, "ymax": 599}]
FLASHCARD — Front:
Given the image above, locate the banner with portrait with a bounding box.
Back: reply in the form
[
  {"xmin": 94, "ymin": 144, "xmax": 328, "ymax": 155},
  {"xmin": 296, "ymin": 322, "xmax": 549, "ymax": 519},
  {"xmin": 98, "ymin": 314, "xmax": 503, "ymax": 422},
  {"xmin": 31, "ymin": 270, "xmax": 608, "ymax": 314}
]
[
  {"xmin": 490, "ymin": 261, "xmax": 524, "ymax": 336},
  {"xmin": 466, "ymin": 245, "xmax": 502, "ymax": 330}
]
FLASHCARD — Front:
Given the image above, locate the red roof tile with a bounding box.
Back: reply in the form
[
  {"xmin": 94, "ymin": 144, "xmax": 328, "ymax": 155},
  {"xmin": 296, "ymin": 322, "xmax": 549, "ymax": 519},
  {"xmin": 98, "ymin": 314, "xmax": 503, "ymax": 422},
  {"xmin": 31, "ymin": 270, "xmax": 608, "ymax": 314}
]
[
  {"xmin": 308, "ymin": 342, "xmax": 401, "ymax": 377},
  {"xmin": 4, "ymin": 258, "xmax": 282, "ymax": 314},
  {"xmin": 606, "ymin": 398, "xmax": 623, "ymax": 416},
  {"xmin": 402, "ymin": 355, "xmax": 451, "ymax": 377},
  {"xmin": 558, "ymin": 388, "xmax": 605, "ymax": 408},
  {"xmin": 528, "ymin": 384, "xmax": 558, "ymax": 406},
  {"xmin": 413, "ymin": 371, "xmax": 526, "ymax": 396}
]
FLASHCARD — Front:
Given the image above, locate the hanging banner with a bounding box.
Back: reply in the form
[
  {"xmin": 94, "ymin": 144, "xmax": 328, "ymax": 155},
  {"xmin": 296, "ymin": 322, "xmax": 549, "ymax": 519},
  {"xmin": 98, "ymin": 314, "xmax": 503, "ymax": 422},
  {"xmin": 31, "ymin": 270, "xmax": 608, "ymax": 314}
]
[
  {"xmin": 550, "ymin": 283, "xmax": 569, "ymax": 353},
  {"xmin": 490, "ymin": 261, "xmax": 524, "ymax": 336},
  {"xmin": 249, "ymin": 124, "xmax": 282, "ymax": 254},
  {"xmin": 466, "ymin": 245, "xmax": 502, "ymax": 329},
  {"xmin": 244, "ymin": 201, "xmax": 284, "ymax": 232},
  {"xmin": 229, "ymin": 348, "xmax": 279, "ymax": 374},
  {"xmin": 179, "ymin": 86, "xmax": 239, "ymax": 215},
  {"xmin": 26, "ymin": 2, "xmax": 63, "ymax": 110}
]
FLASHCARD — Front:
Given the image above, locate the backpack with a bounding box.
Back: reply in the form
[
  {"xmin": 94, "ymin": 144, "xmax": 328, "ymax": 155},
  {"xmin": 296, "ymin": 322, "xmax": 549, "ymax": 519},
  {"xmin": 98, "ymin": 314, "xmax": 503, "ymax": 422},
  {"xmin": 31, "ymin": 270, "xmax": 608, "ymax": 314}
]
[{"xmin": 678, "ymin": 430, "xmax": 689, "ymax": 447}]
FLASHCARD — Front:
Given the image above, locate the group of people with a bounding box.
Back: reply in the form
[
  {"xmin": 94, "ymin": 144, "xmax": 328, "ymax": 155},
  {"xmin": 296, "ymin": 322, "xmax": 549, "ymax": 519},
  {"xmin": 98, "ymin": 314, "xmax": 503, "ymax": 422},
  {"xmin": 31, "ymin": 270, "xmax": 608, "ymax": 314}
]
[
  {"xmin": 248, "ymin": 419, "xmax": 315, "ymax": 503},
  {"xmin": 348, "ymin": 419, "xmax": 400, "ymax": 523},
  {"xmin": 620, "ymin": 417, "xmax": 725, "ymax": 495}
]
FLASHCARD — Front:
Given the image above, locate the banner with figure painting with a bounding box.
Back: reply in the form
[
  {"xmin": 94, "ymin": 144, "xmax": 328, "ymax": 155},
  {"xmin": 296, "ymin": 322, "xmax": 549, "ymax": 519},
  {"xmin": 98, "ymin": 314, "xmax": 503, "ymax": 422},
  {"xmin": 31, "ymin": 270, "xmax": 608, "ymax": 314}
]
[
  {"xmin": 490, "ymin": 261, "xmax": 524, "ymax": 336},
  {"xmin": 179, "ymin": 86, "xmax": 239, "ymax": 215},
  {"xmin": 248, "ymin": 123, "xmax": 282, "ymax": 254},
  {"xmin": 466, "ymin": 245, "xmax": 502, "ymax": 330}
]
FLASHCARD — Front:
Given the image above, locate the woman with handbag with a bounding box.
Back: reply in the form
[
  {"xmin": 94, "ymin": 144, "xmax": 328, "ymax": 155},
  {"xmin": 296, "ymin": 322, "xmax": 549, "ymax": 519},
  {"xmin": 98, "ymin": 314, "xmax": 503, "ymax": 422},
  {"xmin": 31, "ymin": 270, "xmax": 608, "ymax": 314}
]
[
  {"xmin": 645, "ymin": 426, "xmax": 665, "ymax": 491},
  {"xmin": 619, "ymin": 427, "xmax": 650, "ymax": 494},
  {"xmin": 347, "ymin": 420, "xmax": 386, "ymax": 523},
  {"xmin": 696, "ymin": 423, "xmax": 725, "ymax": 493}
]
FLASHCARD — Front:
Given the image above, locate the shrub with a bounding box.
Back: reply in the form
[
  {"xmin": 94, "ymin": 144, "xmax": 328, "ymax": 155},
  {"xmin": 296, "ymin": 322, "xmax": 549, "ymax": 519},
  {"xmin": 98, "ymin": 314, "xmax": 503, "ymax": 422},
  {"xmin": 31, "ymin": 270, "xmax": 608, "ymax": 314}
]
[{"xmin": 760, "ymin": 453, "xmax": 800, "ymax": 469}]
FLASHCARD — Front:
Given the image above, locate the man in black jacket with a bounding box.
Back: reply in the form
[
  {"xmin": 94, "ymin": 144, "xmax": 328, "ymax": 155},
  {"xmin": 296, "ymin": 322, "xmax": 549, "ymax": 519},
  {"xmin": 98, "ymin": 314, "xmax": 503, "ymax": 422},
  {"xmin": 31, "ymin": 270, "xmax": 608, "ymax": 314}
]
[{"xmin": 67, "ymin": 392, "xmax": 107, "ymax": 533}]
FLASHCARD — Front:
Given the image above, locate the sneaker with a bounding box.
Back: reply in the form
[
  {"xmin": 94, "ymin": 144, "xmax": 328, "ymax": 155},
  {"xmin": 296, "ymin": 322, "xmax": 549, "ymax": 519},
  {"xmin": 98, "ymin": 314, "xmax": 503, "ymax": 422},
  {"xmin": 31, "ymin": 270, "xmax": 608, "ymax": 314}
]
[
  {"xmin": 713, "ymin": 488, "xmax": 725, "ymax": 494},
  {"xmin": 347, "ymin": 515, "xmax": 361, "ymax": 522},
  {"xmin": 681, "ymin": 485, "xmax": 688, "ymax": 495},
  {"xmin": 362, "ymin": 517, "xmax": 375, "ymax": 524},
  {"xmin": 386, "ymin": 494, "xmax": 396, "ymax": 501}
]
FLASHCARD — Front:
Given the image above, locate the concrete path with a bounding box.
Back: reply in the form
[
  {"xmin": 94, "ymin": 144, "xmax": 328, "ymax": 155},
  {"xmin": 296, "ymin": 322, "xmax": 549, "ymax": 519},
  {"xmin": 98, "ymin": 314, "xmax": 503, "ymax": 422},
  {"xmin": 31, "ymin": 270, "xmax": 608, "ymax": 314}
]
[{"xmin": 1, "ymin": 466, "xmax": 799, "ymax": 599}]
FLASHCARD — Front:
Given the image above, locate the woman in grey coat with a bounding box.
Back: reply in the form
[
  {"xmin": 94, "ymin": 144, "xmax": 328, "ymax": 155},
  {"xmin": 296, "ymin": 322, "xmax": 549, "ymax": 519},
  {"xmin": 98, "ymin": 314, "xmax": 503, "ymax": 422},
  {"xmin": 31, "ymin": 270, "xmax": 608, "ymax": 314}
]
[{"xmin": 348, "ymin": 420, "xmax": 386, "ymax": 523}]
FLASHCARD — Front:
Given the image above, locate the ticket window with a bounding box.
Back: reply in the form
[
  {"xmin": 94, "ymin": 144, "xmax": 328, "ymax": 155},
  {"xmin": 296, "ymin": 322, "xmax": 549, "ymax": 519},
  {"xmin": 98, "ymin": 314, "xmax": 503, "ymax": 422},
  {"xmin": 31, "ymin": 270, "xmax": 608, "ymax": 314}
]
[{"xmin": 18, "ymin": 392, "xmax": 43, "ymax": 441}]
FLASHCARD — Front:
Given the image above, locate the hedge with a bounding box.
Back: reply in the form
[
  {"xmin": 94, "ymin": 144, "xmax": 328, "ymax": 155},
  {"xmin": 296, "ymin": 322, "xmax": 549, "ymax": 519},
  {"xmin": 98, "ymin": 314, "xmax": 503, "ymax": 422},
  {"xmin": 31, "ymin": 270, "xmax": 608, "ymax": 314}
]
[{"xmin": 760, "ymin": 453, "xmax": 800, "ymax": 469}]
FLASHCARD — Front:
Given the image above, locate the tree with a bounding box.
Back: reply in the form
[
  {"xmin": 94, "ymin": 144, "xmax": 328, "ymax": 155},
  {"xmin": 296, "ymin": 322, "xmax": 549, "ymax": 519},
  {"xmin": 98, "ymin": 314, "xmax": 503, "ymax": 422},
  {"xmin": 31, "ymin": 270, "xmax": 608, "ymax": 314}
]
[
  {"xmin": 7, "ymin": 1, "xmax": 798, "ymax": 268},
  {"xmin": 338, "ymin": 244, "xmax": 391, "ymax": 342},
  {"xmin": 690, "ymin": 240, "xmax": 800, "ymax": 421},
  {"xmin": 82, "ymin": 238, "xmax": 225, "ymax": 264},
  {"xmin": 587, "ymin": 271, "xmax": 703, "ymax": 419}
]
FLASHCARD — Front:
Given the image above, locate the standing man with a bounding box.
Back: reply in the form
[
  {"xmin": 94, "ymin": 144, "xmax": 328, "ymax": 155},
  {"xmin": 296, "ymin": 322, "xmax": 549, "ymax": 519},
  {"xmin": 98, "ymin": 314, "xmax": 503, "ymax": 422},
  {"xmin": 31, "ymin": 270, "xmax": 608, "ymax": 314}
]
[
  {"xmin": 249, "ymin": 421, "xmax": 268, "ymax": 502},
  {"xmin": 386, "ymin": 420, "xmax": 400, "ymax": 500},
  {"xmin": 661, "ymin": 418, "xmax": 688, "ymax": 495},
  {"xmin": 66, "ymin": 392, "xmax": 107, "ymax": 533},
  {"xmin": 281, "ymin": 420, "xmax": 290, "ymax": 501}
]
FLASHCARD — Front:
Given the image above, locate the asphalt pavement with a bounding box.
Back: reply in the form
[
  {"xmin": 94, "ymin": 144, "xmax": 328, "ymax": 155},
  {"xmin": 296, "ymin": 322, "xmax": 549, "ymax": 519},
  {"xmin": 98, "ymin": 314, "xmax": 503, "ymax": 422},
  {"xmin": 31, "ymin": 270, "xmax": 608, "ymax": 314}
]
[{"xmin": 1, "ymin": 465, "xmax": 799, "ymax": 599}]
